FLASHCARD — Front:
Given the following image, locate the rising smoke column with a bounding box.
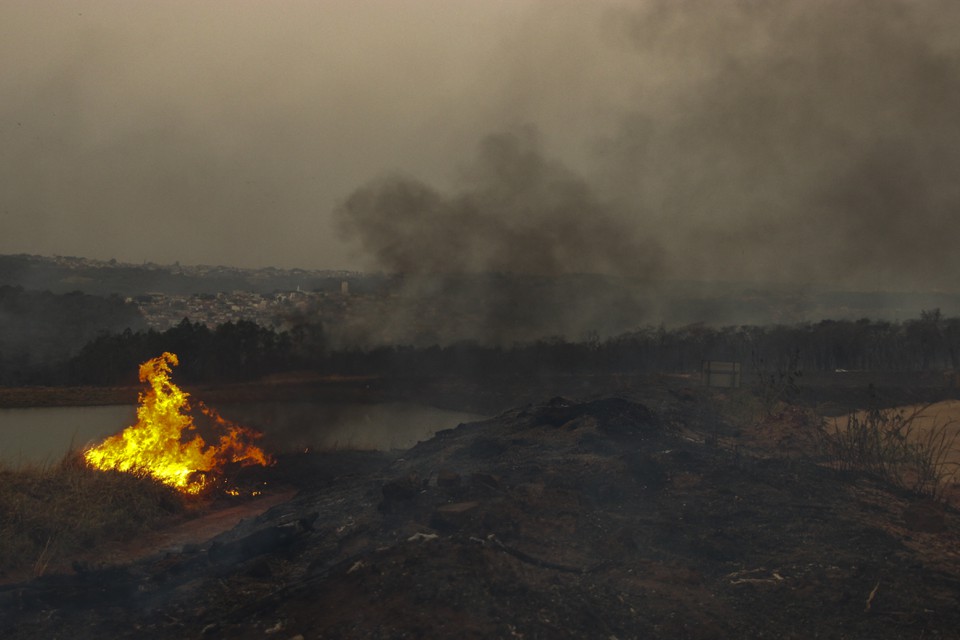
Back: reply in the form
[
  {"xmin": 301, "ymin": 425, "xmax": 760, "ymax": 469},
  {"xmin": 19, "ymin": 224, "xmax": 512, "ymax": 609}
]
[
  {"xmin": 339, "ymin": 0, "xmax": 960, "ymax": 292},
  {"xmin": 334, "ymin": 0, "xmax": 960, "ymax": 344},
  {"xmin": 334, "ymin": 128, "xmax": 667, "ymax": 345},
  {"xmin": 337, "ymin": 127, "xmax": 663, "ymax": 279}
]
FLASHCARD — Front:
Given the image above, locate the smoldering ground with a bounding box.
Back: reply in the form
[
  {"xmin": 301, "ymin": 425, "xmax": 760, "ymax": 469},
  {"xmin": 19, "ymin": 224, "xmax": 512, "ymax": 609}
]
[{"xmin": 334, "ymin": 0, "xmax": 960, "ymax": 343}]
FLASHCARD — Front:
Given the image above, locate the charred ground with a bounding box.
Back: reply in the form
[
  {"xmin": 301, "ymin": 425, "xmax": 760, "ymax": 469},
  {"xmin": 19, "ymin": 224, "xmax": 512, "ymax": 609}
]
[{"xmin": 2, "ymin": 380, "xmax": 959, "ymax": 639}]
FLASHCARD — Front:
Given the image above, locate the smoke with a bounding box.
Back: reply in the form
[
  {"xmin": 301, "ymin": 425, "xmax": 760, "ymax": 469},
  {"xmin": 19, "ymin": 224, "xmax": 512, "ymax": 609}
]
[
  {"xmin": 4, "ymin": 0, "xmax": 960, "ymax": 305},
  {"xmin": 0, "ymin": 1, "xmax": 531, "ymax": 270},
  {"xmin": 324, "ymin": 0, "xmax": 960, "ymax": 342},
  {"xmin": 598, "ymin": 0, "xmax": 960, "ymax": 290},
  {"xmin": 337, "ymin": 0, "xmax": 960, "ymax": 294},
  {"xmin": 333, "ymin": 127, "xmax": 673, "ymax": 345},
  {"xmin": 337, "ymin": 127, "xmax": 662, "ymax": 278}
]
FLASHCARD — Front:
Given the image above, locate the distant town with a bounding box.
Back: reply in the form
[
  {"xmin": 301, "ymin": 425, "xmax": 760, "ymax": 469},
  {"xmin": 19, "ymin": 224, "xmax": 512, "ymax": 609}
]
[
  {"xmin": 5, "ymin": 252, "xmax": 960, "ymax": 348},
  {"xmin": 134, "ymin": 289, "xmax": 336, "ymax": 331}
]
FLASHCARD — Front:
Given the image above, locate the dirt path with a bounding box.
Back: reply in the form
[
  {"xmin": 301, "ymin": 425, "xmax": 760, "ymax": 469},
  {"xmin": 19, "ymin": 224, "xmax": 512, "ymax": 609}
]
[{"xmin": 93, "ymin": 489, "xmax": 298, "ymax": 565}]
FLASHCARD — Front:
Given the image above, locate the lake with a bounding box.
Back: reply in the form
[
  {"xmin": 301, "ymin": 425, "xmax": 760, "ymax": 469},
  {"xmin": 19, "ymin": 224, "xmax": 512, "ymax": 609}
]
[{"xmin": 0, "ymin": 402, "xmax": 486, "ymax": 467}]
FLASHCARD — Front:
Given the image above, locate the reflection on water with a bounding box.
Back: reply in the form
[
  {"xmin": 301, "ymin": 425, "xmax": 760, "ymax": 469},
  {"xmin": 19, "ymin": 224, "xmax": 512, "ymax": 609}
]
[{"xmin": 0, "ymin": 402, "xmax": 486, "ymax": 466}]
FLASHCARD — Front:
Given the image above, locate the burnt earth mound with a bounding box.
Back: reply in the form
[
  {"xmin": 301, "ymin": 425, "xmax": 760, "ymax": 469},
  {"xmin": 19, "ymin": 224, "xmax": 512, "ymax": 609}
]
[{"xmin": 3, "ymin": 395, "xmax": 960, "ymax": 639}]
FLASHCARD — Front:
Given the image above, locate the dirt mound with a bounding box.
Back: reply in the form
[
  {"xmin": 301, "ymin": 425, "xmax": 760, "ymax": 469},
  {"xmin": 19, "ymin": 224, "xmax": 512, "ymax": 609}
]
[{"xmin": 3, "ymin": 396, "xmax": 960, "ymax": 639}]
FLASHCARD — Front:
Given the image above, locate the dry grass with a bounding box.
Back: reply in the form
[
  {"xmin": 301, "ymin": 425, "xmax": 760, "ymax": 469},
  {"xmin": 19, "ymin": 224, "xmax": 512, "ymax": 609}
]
[
  {"xmin": 820, "ymin": 404, "xmax": 960, "ymax": 499},
  {"xmin": 0, "ymin": 452, "xmax": 187, "ymax": 578}
]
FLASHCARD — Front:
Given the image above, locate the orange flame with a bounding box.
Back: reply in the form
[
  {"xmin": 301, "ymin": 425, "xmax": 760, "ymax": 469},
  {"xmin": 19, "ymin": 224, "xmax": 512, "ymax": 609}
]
[{"xmin": 83, "ymin": 352, "xmax": 272, "ymax": 494}]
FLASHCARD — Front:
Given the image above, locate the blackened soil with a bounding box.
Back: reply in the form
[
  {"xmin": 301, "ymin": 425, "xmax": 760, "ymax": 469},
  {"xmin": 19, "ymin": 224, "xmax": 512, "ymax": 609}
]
[{"xmin": 2, "ymin": 393, "xmax": 960, "ymax": 639}]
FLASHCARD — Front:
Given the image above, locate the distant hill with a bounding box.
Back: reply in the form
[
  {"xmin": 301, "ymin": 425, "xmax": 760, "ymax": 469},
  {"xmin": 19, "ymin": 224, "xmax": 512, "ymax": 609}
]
[{"xmin": 0, "ymin": 254, "xmax": 370, "ymax": 296}]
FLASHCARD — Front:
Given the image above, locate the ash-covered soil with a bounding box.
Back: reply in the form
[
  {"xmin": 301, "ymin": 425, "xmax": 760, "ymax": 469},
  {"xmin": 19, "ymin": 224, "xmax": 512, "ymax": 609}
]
[{"xmin": 3, "ymin": 391, "xmax": 960, "ymax": 639}]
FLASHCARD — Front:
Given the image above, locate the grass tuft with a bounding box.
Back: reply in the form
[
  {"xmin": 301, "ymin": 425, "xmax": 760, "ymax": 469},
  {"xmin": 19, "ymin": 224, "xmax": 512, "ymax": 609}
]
[{"xmin": 0, "ymin": 451, "xmax": 187, "ymax": 578}]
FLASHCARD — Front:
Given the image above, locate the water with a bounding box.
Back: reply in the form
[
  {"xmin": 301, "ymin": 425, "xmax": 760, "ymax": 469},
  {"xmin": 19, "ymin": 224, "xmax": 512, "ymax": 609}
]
[
  {"xmin": 0, "ymin": 405, "xmax": 137, "ymax": 467},
  {"xmin": 0, "ymin": 402, "xmax": 486, "ymax": 466}
]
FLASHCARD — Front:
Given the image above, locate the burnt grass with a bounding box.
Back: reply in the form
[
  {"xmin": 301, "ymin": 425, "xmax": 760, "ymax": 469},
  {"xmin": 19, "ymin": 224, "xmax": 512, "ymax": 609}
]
[{"xmin": 2, "ymin": 386, "xmax": 960, "ymax": 639}]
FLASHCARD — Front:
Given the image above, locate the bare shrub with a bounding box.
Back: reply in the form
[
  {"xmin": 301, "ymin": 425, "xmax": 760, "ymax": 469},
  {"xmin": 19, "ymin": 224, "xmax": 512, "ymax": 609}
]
[
  {"xmin": 752, "ymin": 348, "xmax": 802, "ymax": 419},
  {"xmin": 820, "ymin": 405, "xmax": 960, "ymax": 499}
]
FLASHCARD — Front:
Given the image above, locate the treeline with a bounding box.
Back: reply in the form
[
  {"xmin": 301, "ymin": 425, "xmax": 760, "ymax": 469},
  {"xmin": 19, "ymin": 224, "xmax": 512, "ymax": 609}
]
[
  {"xmin": 314, "ymin": 310, "xmax": 960, "ymax": 379},
  {"xmin": 66, "ymin": 319, "xmax": 307, "ymax": 385},
  {"xmin": 44, "ymin": 308, "xmax": 960, "ymax": 387},
  {"xmin": 0, "ymin": 286, "xmax": 144, "ymax": 385},
  {"xmin": 4, "ymin": 303, "xmax": 960, "ymax": 386}
]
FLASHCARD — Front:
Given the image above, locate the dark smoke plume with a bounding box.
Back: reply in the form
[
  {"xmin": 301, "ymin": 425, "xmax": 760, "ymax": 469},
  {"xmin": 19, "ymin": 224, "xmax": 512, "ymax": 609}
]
[
  {"xmin": 339, "ymin": 0, "xmax": 960, "ymax": 293},
  {"xmin": 333, "ymin": 129, "xmax": 667, "ymax": 345},
  {"xmin": 332, "ymin": 0, "xmax": 960, "ymax": 344},
  {"xmin": 336, "ymin": 127, "xmax": 662, "ymax": 279}
]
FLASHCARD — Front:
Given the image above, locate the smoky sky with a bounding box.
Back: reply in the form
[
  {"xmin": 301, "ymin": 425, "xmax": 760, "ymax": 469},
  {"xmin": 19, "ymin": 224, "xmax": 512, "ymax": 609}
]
[
  {"xmin": 3, "ymin": 1, "xmax": 960, "ymax": 291},
  {"xmin": 336, "ymin": 127, "xmax": 663, "ymax": 278},
  {"xmin": 595, "ymin": 0, "xmax": 960, "ymax": 291}
]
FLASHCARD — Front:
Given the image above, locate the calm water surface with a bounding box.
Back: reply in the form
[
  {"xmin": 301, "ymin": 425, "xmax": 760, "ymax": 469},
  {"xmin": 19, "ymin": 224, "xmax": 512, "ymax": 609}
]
[
  {"xmin": 0, "ymin": 405, "xmax": 136, "ymax": 466},
  {"xmin": 0, "ymin": 402, "xmax": 486, "ymax": 466}
]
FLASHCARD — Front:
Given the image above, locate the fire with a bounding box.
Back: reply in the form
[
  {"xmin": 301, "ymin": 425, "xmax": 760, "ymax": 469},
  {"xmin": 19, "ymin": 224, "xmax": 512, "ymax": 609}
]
[{"xmin": 83, "ymin": 352, "xmax": 272, "ymax": 495}]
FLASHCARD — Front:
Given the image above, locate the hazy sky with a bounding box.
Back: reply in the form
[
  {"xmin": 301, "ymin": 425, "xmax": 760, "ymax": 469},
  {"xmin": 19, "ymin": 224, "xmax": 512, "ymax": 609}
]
[{"xmin": 2, "ymin": 1, "xmax": 960, "ymax": 291}]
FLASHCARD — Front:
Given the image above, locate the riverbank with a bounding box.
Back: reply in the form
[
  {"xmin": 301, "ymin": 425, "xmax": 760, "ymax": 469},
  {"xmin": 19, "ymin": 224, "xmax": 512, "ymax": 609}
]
[
  {"xmin": 0, "ymin": 373, "xmax": 648, "ymax": 415},
  {"xmin": 6, "ymin": 369, "xmax": 953, "ymax": 416}
]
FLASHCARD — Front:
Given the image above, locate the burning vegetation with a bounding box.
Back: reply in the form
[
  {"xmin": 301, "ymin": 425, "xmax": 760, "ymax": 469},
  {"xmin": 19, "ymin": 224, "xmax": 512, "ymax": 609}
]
[{"xmin": 83, "ymin": 352, "xmax": 272, "ymax": 495}]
